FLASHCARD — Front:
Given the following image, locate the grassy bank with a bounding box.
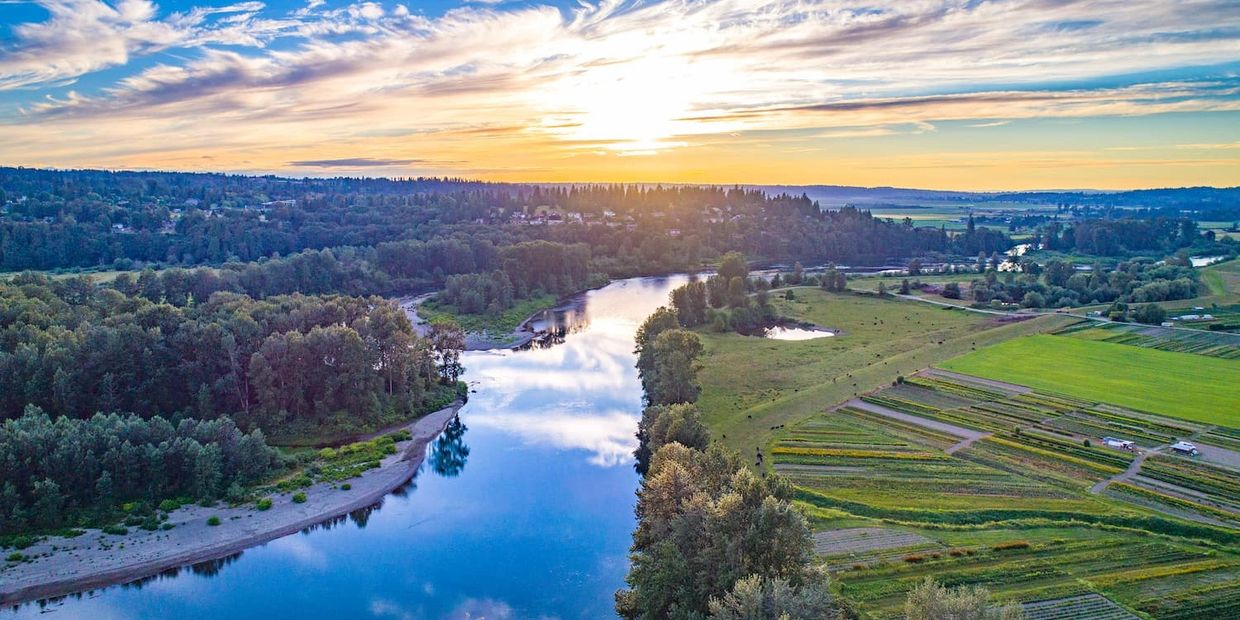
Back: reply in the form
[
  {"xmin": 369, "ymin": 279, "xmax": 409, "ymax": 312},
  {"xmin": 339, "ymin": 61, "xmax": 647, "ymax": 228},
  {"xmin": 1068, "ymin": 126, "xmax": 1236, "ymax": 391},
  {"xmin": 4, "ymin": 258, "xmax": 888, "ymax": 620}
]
[
  {"xmin": 692, "ymin": 288, "xmax": 1077, "ymax": 453},
  {"xmin": 419, "ymin": 293, "xmax": 558, "ymax": 335}
]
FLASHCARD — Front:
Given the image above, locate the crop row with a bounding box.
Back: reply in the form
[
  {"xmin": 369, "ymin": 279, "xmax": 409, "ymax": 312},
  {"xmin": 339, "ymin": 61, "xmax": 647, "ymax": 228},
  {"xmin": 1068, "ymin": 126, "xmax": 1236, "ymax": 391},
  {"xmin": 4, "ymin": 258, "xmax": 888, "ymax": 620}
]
[
  {"xmin": 1065, "ymin": 323, "xmax": 1240, "ymax": 360},
  {"xmin": 905, "ymin": 376, "xmax": 1008, "ymax": 401},
  {"xmin": 1141, "ymin": 457, "xmax": 1240, "ymax": 509}
]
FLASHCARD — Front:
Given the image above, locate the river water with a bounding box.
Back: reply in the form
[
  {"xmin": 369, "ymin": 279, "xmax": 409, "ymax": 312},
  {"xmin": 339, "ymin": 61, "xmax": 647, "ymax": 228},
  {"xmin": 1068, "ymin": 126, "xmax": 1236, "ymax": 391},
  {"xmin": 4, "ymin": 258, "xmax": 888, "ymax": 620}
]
[{"xmin": 6, "ymin": 275, "xmax": 688, "ymax": 620}]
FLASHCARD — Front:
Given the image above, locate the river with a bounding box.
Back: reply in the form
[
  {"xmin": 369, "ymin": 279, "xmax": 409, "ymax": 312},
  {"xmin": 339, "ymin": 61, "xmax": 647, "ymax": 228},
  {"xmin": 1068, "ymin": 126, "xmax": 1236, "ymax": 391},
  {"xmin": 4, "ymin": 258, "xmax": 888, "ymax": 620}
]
[{"xmin": 5, "ymin": 274, "xmax": 689, "ymax": 620}]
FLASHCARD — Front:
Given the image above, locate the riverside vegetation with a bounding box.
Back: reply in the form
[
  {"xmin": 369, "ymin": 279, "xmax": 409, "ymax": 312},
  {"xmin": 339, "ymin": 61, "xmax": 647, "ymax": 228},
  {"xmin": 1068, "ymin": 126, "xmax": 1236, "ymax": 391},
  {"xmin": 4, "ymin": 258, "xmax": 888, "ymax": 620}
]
[{"xmin": 618, "ymin": 254, "xmax": 1033, "ymax": 619}]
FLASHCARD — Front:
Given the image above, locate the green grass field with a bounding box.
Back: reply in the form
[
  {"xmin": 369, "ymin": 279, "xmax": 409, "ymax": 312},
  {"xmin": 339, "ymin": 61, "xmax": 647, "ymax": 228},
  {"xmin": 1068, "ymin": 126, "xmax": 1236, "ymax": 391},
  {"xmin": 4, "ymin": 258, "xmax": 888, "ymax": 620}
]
[
  {"xmin": 940, "ymin": 335, "xmax": 1240, "ymax": 428},
  {"xmin": 693, "ymin": 288, "xmax": 1076, "ymax": 452}
]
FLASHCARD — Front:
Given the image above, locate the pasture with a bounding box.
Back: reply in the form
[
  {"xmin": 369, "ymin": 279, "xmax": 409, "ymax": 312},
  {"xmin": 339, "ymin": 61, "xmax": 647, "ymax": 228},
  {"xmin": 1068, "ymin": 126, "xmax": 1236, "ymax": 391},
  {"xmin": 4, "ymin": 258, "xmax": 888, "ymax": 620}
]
[
  {"xmin": 939, "ymin": 335, "xmax": 1240, "ymax": 428},
  {"xmin": 692, "ymin": 288, "xmax": 1075, "ymax": 452}
]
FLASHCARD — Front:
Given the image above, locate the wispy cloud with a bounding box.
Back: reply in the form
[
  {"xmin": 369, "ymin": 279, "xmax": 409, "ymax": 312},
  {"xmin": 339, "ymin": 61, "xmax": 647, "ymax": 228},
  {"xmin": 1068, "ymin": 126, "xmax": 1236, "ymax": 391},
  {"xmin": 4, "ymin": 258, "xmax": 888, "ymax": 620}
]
[{"xmin": 289, "ymin": 157, "xmax": 428, "ymax": 167}]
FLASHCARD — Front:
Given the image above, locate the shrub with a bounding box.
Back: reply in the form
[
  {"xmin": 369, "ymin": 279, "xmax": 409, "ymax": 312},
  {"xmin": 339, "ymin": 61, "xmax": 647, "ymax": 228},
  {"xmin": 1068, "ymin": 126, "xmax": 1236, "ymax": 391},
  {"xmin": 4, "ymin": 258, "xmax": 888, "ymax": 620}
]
[
  {"xmin": 6, "ymin": 552, "xmax": 25, "ymax": 562},
  {"xmin": 992, "ymin": 540, "xmax": 1030, "ymax": 551},
  {"xmin": 256, "ymin": 497, "xmax": 273, "ymax": 511},
  {"xmin": 161, "ymin": 523, "xmax": 175, "ymax": 531},
  {"xmin": 292, "ymin": 492, "xmax": 308, "ymax": 504},
  {"xmin": 102, "ymin": 525, "xmax": 128, "ymax": 535},
  {"xmin": 948, "ymin": 549, "xmax": 966, "ymax": 557},
  {"xmin": 903, "ymin": 554, "xmax": 926, "ymax": 563},
  {"xmin": 341, "ymin": 483, "xmax": 352, "ymax": 490},
  {"xmin": 159, "ymin": 499, "xmax": 181, "ymax": 512},
  {"xmin": 139, "ymin": 517, "xmax": 160, "ymax": 531},
  {"xmin": 9, "ymin": 534, "xmax": 36, "ymax": 549},
  {"xmin": 124, "ymin": 515, "xmax": 144, "ymax": 527},
  {"xmin": 1083, "ymin": 439, "xmax": 1092, "ymax": 448},
  {"xmin": 206, "ymin": 516, "xmax": 221, "ymax": 527}
]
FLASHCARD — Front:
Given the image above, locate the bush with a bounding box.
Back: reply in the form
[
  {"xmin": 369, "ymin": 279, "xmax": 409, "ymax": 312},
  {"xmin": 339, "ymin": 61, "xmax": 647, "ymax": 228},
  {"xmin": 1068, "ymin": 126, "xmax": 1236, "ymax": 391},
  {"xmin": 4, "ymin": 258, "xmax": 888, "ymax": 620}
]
[
  {"xmin": 206, "ymin": 516, "xmax": 221, "ymax": 526},
  {"xmin": 903, "ymin": 554, "xmax": 926, "ymax": 563},
  {"xmin": 158, "ymin": 499, "xmax": 181, "ymax": 512},
  {"xmin": 161, "ymin": 523, "xmax": 175, "ymax": 531},
  {"xmin": 6, "ymin": 552, "xmax": 26, "ymax": 562},
  {"xmin": 256, "ymin": 497, "xmax": 273, "ymax": 511},
  {"xmin": 341, "ymin": 483, "xmax": 352, "ymax": 490},
  {"xmin": 992, "ymin": 540, "xmax": 1030, "ymax": 551},
  {"xmin": 8, "ymin": 534, "xmax": 36, "ymax": 549},
  {"xmin": 139, "ymin": 517, "xmax": 160, "ymax": 531},
  {"xmin": 292, "ymin": 492, "xmax": 308, "ymax": 504},
  {"xmin": 102, "ymin": 524, "xmax": 128, "ymax": 535}
]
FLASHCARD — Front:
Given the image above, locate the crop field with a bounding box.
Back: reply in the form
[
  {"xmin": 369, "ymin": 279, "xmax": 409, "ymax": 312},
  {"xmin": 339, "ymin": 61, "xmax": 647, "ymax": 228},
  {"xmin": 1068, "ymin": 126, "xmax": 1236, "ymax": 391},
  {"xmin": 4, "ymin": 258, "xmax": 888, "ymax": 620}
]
[
  {"xmin": 1059, "ymin": 322, "xmax": 1240, "ymax": 359},
  {"xmin": 762, "ymin": 371, "xmax": 1240, "ymax": 618},
  {"xmin": 693, "ymin": 288, "xmax": 1077, "ymax": 452},
  {"xmin": 938, "ymin": 335, "xmax": 1240, "ymax": 427},
  {"xmin": 811, "ymin": 528, "xmax": 939, "ymax": 567},
  {"xmin": 1022, "ymin": 594, "xmax": 1138, "ymax": 620}
]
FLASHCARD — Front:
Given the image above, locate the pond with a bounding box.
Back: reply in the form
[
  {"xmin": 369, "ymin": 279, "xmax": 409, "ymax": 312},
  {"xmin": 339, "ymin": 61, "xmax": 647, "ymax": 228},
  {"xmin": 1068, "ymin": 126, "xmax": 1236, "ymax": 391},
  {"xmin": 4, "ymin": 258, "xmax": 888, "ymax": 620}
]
[
  {"xmin": 761, "ymin": 325, "xmax": 837, "ymax": 340},
  {"xmin": 1191, "ymin": 255, "xmax": 1227, "ymax": 267},
  {"xmin": 5, "ymin": 275, "xmax": 689, "ymax": 620}
]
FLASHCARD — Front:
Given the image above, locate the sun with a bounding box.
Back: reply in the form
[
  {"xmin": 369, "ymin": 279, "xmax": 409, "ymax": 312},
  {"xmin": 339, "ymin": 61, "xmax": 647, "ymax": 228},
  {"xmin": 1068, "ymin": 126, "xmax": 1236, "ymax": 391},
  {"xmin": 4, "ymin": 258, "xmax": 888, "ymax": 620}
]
[{"xmin": 536, "ymin": 56, "xmax": 709, "ymax": 154}]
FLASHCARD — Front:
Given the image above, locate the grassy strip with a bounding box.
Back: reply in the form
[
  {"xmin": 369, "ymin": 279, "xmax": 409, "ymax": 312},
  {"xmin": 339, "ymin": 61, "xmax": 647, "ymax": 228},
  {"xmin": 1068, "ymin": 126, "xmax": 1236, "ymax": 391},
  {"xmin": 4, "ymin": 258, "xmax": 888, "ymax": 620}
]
[{"xmin": 420, "ymin": 293, "xmax": 557, "ymax": 335}]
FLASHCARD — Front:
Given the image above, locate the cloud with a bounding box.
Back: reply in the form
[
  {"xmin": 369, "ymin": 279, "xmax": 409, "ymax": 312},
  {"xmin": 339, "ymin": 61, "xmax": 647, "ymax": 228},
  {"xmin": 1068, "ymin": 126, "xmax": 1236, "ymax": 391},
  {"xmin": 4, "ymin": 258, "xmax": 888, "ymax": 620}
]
[
  {"xmin": 1, "ymin": 0, "xmax": 1238, "ymax": 180},
  {"xmin": 289, "ymin": 157, "xmax": 426, "ymax": 167}
]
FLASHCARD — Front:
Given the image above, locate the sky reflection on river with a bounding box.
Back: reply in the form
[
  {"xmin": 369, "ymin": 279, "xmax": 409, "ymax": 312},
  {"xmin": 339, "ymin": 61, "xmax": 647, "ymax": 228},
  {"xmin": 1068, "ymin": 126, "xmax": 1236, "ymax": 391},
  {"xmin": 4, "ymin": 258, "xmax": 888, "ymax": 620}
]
[{"xmin": 5, "ymin": 275, "xmax": 688, "ymax": 620}]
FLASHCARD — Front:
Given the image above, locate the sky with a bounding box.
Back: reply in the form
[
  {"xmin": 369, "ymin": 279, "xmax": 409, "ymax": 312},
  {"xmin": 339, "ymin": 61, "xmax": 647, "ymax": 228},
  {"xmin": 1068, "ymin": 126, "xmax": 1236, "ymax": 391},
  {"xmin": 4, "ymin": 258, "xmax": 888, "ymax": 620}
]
[{"xmin": 0, "ymin": 0, "xmax": 1239, "ymax": 190}]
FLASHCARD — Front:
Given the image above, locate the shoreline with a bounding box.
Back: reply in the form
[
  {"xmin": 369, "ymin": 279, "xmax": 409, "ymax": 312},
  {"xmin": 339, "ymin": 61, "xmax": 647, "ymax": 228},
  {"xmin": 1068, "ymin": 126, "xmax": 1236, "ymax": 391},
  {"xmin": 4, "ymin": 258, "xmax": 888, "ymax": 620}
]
[
  {"xmin": 0, "ymin": 402, "xmax": 463, "ymax": 608},
  {"xmin": 397, "ymin": 294, "xmax": 551, "ymax": 351}
]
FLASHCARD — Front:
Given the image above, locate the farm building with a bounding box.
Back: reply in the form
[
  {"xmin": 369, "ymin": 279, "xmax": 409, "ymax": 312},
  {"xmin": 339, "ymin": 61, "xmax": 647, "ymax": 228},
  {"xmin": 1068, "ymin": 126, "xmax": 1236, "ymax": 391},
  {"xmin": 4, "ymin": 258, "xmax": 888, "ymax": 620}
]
[
  {"xmin": 1171, "ymin": 441, "xmax": 1200, "ymax": 456},
  {"xmin": 1103, "ymin": 437, "xmax": 1135, "ymax": 451}
]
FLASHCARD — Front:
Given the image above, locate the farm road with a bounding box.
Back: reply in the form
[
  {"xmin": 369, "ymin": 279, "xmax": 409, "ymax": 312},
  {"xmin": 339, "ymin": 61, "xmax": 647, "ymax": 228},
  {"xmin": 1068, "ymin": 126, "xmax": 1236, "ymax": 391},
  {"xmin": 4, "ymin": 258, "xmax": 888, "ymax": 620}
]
[
  {"xmin": 843, "ymin": 399, "xmax": 991, "ymax": 454},
  {"xmin": 1091, "ymin": 448, "xmax": 1162, "ymax": 494}
]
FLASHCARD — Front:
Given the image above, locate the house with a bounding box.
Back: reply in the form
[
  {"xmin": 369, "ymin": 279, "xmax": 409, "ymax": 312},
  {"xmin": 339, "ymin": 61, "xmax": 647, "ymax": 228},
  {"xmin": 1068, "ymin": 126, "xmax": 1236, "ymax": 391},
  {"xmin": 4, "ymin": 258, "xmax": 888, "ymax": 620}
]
[{"xmin": 1170, "ymin": 441, "xmax": 1200, "ymax": 456}]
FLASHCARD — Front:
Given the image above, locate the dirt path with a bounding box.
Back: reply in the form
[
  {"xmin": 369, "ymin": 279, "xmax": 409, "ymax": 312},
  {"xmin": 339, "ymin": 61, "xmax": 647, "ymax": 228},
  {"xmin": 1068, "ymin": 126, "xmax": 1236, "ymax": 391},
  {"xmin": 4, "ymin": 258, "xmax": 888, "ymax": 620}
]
[
  {"xmin": 844, "ymin": 399, "xmax": 990, "ymax": 449},
  {"xmin": 0, "ymin": 403, "xmax": 463, "ymax": 607},
  {"xmin": 1091, "ymin": 448, "xmax": 1161, "ymax": 494}
]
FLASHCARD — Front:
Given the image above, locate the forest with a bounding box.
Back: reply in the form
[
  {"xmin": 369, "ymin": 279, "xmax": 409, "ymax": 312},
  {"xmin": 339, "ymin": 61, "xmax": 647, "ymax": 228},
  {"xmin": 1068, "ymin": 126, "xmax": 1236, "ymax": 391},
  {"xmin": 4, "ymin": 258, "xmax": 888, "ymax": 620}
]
[
  {"xmin": 1, "ymin": 167, "xmax": 1010, "ymax": 275},
  {"xmin": 0, "ymin": 410, "xmax": 279, "ymax": 535},
  {"xmin": 0, "ymin": 273, "xmax": 456, "ymax": 439}
]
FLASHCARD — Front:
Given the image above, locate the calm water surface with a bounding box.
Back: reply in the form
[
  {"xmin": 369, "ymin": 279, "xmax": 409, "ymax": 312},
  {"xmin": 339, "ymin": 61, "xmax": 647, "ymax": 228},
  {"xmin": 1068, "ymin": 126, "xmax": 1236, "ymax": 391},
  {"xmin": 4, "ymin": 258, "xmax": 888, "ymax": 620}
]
[{"xmin": 8, "ymin": 275, "xmax": 688, "ymax": 620}]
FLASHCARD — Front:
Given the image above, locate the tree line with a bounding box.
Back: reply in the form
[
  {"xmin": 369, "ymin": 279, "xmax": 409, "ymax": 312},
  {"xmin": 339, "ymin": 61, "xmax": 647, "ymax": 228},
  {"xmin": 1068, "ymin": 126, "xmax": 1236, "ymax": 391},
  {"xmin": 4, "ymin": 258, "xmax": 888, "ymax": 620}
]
[
  {"xmin": 0, "ymin": 273, "xmax": 458, "ymax": 440},
  {"xmin": 1, "ymin": 409, "xmax": 279, "ymax": 535}
]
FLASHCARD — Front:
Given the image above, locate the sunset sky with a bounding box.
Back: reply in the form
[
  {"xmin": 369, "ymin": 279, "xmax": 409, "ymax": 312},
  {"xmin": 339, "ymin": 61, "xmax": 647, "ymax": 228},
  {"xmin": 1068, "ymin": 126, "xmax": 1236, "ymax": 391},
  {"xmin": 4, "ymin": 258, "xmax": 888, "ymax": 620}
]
[{"xmin": 1, "ymin": 0, "xmax": 1239, "ymax": 189}]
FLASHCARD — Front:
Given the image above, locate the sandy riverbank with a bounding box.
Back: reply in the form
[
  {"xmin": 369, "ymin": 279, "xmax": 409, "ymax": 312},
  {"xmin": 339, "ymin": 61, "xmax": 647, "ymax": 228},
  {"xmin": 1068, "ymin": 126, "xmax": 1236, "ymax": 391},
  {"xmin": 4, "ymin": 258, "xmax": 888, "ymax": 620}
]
[{"xmin": 0, "ymin": 402, "xmax": 463, "ymax": 607}]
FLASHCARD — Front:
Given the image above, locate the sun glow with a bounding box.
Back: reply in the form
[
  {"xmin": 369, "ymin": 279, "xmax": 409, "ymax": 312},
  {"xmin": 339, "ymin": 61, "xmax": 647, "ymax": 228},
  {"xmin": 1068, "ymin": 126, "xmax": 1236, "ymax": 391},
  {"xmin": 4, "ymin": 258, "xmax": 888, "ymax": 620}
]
[{"xmin": 536, "ymin": 55, "xmax": 730, "ymax": 154}]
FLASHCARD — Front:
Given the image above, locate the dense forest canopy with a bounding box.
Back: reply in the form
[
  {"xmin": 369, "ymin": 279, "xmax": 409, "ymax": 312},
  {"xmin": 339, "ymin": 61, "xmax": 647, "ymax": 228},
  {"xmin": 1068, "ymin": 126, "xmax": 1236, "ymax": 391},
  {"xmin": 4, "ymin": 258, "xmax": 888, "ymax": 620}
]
[
  {"xmin": 0, "ymin": 273, "xmax": 452, "ymax": 439},
  {"xmin": 1, "ymin": 167, "xmax": 1010, "ymax": 273}
]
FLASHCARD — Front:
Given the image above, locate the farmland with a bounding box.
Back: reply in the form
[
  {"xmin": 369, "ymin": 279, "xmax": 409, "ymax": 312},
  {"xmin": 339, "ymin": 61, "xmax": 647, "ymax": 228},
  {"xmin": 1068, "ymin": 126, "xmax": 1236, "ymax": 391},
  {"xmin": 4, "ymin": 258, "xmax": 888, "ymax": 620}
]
[
  {"xmin": 770, "ymin": 372, "xmax": 1240, "ymax": 618},
  {"xmin": 939, "ymin": 335, "xmax": 1240, "ymax": 427},
  {"xmin": 689, "ymin": 288, "xmax": 1240, "ymax": 618}
]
